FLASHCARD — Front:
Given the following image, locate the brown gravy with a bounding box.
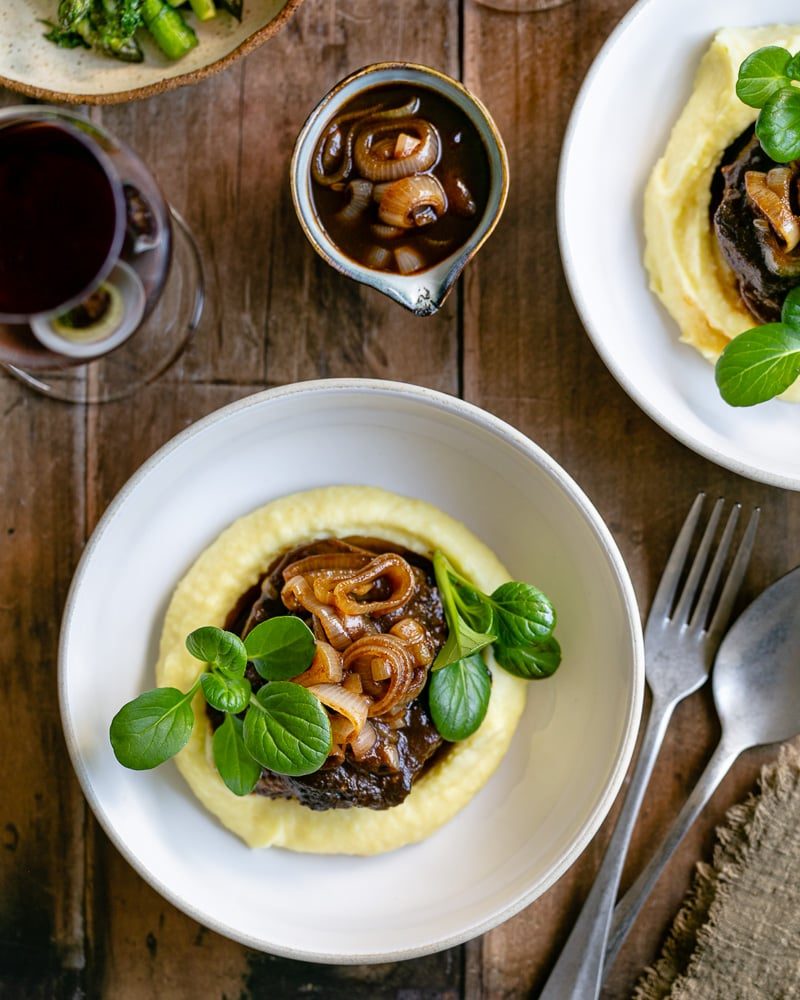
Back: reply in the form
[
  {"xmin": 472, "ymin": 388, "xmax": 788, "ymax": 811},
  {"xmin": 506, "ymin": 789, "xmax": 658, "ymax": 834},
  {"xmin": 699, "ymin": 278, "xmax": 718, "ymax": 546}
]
[{"xmin": 311, "ymin": 84, "xmax": 490, "ymax": 275}]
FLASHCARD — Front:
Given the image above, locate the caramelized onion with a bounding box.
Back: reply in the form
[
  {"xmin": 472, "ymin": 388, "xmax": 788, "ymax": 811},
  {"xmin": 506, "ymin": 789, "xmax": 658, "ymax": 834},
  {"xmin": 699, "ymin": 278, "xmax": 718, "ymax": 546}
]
[
  {"xmin": 282, "ymin": 552, "xmax": 372, "ymax": 579},
  {"xmin": 336, "ymin": 179, "xmax": 374, "ymax": 225},
  {"xmin": 293, "ymin": 642, "xmax": 344, "ymax": 686},
  {"xmin": 307, "ymin": 682, "xmax": 370, "ymax": 734},
  {"xmin": 362, "ymin": 244, "xmax": 393, "ymax": 270},
  {"xmin": 282, "ymin": 576, "xmax": 350, "ymax": 650},
  {"xmin": 332, "ymin": 553, "xmax": 416, "ymax": 616},
  {"xmin": 354, "ymin": 119, "xmax": 440, "ymax": 182},
  {"xmin": 394, "ymin": 244, "xmax": 427, "ymax": 275},
  {"xmin": 342, "ymin": 672, "xmax": 363, "ymax": 694},
  {"xmin": 378, "ymin": 174, "xmax": 447, "ymax": 229},
  {"xmin": 389, "ymin": 618, "xmax": 434, "ymax": 666},
  {"xmin": 370, "ymin": 222, "xmax": 405, "ymax": 240},
  {"xmin": 350, "ymin": 719, "xmax": 377, "ymax": 760},
  {"xmin": 394, "ymin": 132, "xmax": 420, "ymax": 158},
  {"xmin": 329, "ymin": 714, "xmax": 355, "ymax": 744},
  {"xmin": 343, "ymin": 634, "xmax": 415, "ymax": 716},
  {"xmin": 746, "ymin": 169, "xmax": 800, "ymax": 252}
]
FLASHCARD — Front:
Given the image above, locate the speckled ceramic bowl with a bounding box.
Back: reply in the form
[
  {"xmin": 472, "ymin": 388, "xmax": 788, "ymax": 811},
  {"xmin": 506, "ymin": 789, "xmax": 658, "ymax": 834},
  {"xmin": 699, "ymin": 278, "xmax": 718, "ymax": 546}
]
[
  {"xmin": 291, "ymin": 63, "xmax": 509, "ymax": 316},
  {"xmin": 0, "ymin": 0, "xmax": 303, "ymax": 104}
]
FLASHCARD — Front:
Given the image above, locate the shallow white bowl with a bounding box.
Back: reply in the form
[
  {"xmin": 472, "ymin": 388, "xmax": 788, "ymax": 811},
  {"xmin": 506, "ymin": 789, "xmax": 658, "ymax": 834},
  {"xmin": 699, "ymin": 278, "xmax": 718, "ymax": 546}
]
[
  {"xmin": 0, "ymin": 0, "xmax": 302, "ymax": 104},
  {"xmin": 59, "ymin": 379, "xmax": 643, "ymax": 962},
  {"xmin": 559, "ymin": 0, "xmax": 800, "ymax": 490}
]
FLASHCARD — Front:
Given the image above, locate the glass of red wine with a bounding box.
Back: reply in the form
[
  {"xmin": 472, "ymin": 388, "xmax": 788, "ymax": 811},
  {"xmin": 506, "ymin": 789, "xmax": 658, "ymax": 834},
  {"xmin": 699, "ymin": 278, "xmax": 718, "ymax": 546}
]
[{"xmin": 0, "ymin": 106, "xmax": 204, "ymax": 403}]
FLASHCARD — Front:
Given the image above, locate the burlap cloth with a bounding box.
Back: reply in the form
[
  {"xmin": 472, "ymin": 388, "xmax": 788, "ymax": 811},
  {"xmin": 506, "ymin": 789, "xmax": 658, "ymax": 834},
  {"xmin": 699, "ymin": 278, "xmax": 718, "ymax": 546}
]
[{"xmin": 634, "ymin": 744, "xmax": 800, "ymax": 1000}]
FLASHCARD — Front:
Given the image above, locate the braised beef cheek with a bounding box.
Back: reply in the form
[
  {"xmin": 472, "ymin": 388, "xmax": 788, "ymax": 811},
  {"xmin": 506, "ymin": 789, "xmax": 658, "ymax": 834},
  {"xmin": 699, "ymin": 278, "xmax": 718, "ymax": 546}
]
[
  {"xmin": 713, "ymin": 129, "xmax": 799, "ymax": 323},
  {"xmin": 214, "ymin": 537, "xmax": 448, "ymax": 811}
]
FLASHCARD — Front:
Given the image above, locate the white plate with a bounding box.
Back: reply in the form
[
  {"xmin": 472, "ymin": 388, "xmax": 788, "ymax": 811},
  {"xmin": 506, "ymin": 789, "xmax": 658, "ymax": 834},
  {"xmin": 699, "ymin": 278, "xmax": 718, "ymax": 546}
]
[
  {"xmin": 0, "ymin": 0, "xmax": 300, "ymax": 104},
  {"xmin": 559, "ymin": 0, "xmax": 800, "ymax": 490},
  {"xmin": 59, "ymin": 379, "xmax": 643, "ymax": 962}
]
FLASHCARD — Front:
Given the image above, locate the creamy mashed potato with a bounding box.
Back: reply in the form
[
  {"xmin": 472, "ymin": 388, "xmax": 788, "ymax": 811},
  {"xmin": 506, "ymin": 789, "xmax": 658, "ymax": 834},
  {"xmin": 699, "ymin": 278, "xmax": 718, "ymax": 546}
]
[
  {"xmin": 157, "ymin": 486, "xmax": 527, "ymax": 854},
  {"xmin": 644, "ymin": 26, "xmax": 800, "ymax": 362}
]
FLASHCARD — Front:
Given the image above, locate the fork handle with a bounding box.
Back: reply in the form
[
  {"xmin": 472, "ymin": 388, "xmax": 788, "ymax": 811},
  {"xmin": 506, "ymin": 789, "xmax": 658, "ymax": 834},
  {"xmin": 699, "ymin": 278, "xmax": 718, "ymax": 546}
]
[
  {"xmin": 537, "ymin": 692, "xmax": 676, "ymax": 1000},
  {"xmin": 603, "ymin": 736, "xmax": 741, "ymax": 973}
]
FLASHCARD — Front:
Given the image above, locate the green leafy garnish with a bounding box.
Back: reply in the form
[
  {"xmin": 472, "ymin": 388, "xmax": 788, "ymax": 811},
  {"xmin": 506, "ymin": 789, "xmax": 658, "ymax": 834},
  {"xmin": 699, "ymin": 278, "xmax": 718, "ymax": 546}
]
[
  {"xmin": 432, "ymin": 551, "xmax": 560, "ymax": 677},
  {"xmin": 242, "ymin": 682, "xmax": 332, "ymax": 777},
  {"xmin": 212, "ymin": 715, "xmax": 262, "ymax": 797},
  {"xmin": 186, "ymin": 626, "xmax": 247, "ymax": 675},
  {"xmin": 716, "ymin": 288, "xmax": 800, "ymax": 405},
  {"xmin": 494, "ymin": 635, "xmax": 562, "ymax": 680},
  {"xmin": 736, "ymin": 46, "xmax": 793, "ymax": 108},
  {"xmin": 110, "ymin": 684, "xmax": 198, "ymax": 770},
  {"xmin": 200, "ymin": 671, "xmax": 250, "ymax": 714},
  {"xmin": 110, "ymin": 617, "xmax": 321, "ymax": 780},
  {"xmin": 429, "ymin": 653, "xmax": 491, "ymax": 741},
  {"xmin": 244, "ymin": 617, "xmax": 316, "ymax": 681},
  {"xmin": 735, "ymin": 46, "xmax": 800, "ymax": 162}
]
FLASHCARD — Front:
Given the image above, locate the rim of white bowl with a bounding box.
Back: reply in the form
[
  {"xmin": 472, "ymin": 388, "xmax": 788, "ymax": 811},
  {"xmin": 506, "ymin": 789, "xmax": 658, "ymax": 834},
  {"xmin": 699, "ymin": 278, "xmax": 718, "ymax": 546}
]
[
  {"xmin": 556, "ymin": 0, "xmax": 800, "ymax": 492},
  {"xmin": 58, "ymin": 378, "xmax": 644, "ymax": 964}
]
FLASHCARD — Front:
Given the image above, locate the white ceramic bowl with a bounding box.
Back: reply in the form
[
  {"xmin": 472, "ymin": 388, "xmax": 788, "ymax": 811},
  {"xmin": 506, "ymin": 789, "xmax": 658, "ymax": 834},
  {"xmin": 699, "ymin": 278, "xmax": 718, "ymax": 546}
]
[
  {"xmin": 559, "ymin": 0, "xmax": 800, "ymax": 490},
  {"xmin": 0, "ymin": 0, "xmax": 302, "ymax": 104},
  {"xmin": 30, "ymin": 261, "xmax": 146, "ymax": 361},
  {"xmin": 59, "ymin": 379, "xmax": 643, "ymax": 962}
]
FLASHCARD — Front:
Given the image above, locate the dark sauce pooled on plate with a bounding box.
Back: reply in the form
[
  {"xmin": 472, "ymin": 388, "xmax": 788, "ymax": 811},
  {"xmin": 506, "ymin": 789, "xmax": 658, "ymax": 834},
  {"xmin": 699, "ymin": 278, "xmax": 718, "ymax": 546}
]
[
  {"xmin": 215, "ymin": 537, "xmax": 449, "ymax": 811},
  {"xmin": 311, "ymin": 84, "xmax": 491, "ymax": 275}
]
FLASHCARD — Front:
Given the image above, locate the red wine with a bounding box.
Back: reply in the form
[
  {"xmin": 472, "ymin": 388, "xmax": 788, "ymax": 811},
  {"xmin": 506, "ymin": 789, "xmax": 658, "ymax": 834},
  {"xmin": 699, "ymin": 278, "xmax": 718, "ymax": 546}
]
[{"xmin": 0, "ymin": 121, "xmax": 123, "ymax": 318}]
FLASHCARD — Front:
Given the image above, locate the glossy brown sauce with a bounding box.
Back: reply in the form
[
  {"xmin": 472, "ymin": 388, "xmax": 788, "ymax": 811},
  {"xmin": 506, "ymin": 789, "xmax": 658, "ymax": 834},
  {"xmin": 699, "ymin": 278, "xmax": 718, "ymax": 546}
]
[{"xmin": 311, "ymin": 84, "xmax": 490, "ymax": 275}]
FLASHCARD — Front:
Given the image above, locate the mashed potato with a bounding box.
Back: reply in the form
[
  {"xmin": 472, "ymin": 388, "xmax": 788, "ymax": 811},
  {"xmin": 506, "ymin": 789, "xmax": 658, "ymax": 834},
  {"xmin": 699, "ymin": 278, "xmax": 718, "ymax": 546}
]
[
  {"xmin": 156, "ymin": 486, "xmax": 527, "ymax": 854},
  {"xmin": 644, "ymin": 26, "xmax": 800, "ymax": 362}
]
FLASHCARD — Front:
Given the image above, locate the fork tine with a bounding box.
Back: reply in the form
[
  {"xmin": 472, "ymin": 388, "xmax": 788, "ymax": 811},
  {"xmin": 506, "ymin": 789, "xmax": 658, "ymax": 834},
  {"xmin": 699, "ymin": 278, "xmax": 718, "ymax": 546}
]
[
  {"xmin": 672, "ymin": 497, "xmax": 725, "ymax": 625},
  {"xmin": 648, "ymin": 493, "xmax": 706, "ymax": 622},
  {"xmin": 689, "ymin": 503, "xmax": 740, "ymax": 630},
  {"xmin": 707, "ymin": 507, "xmax": 760, "ymax": 641}
]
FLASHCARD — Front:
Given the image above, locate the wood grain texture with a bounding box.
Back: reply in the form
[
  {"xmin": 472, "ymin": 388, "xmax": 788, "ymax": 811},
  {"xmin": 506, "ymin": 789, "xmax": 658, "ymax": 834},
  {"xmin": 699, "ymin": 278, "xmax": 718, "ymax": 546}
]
[{"xmin": 2, "ymin": 0, "xmax": 800, "ymax": 997}]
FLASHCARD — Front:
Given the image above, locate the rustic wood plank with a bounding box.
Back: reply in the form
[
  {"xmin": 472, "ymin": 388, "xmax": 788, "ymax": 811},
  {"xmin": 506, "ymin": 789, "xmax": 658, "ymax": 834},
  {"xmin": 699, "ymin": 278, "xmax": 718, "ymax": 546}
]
[
  {"xmin": 461, "ymin": 1, "xmax": 800, "ymax": 997},
  {"xmin": 0, "ymin": 378, "xmax": 88, "ymax": 997}
]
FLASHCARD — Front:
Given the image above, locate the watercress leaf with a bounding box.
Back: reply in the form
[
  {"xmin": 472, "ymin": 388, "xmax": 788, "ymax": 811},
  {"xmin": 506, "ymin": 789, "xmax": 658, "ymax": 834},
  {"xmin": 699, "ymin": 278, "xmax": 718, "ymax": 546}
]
[
  {"xmin": 781, "ymin": 285, "xmax": 800, "ymax": 331},
  {"xmin": 110, "ymin": 687, "xmax": 194, "ymax": 770},
  {"xmin": 200, "ymin": 671, "xmax": 251, "ymax": 714},
  {"xmin": 736, "ymin": 46, "xmax": 792, "ymax": 108},
  {"xmin": 490, "ymin": 581, "xmax": 556, "ymax": 646},
  {"xmin": 432, "ymin": 620, "xmax": 495, "ymax": 671},
  {"xmin": 788, "ymin": 51, "xmax": 800, "ymax": 82},
  {"xmin": 451, "ymin": 580, "xmax": 495, "ymax": 633},
  {"xmin": 756, "ymin": 87, "xmax": 800, "ymax": 161},
  {"xmin": 244, "ymin": 616, "xmax": 316, "ymax": 680},
  {"xmin": 715, "ymin": 322, "xmax": 800, "ymax": 405},
  {"xmin": 429, "ymin": 653, "xmax": 491, "ymax": 741},
  {"xmin": 242, "ymin": 681, "xmax": 331, "ymax": 776},
  {"xmin": 185, "ymin": 626, "xmax": 247, "ymax": 675},
  {"xmin": 212, "ymin": 714, "xmax": 261, "ymax": 796},
  {"xmin": 494, "ymin": 636, "xmax": 562, "ymax": 680}
]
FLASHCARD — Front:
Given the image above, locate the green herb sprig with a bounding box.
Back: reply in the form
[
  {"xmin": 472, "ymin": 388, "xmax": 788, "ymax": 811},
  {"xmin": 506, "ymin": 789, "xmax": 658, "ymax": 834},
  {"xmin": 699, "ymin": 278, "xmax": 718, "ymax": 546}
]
[
  {"xmin": 736, "ymin": 46, "xmax": 800, "ymax": 162},
  {"xmin": 429, "ymin": 552, "xmax": 561, "ymax": 740},
  {"xmin": 109, "ymin": 616, "xmax": 330, "ymax": 794},
  {"xmin": 716, "ymin": 287, "xmax": 800, "ymax": 405}
]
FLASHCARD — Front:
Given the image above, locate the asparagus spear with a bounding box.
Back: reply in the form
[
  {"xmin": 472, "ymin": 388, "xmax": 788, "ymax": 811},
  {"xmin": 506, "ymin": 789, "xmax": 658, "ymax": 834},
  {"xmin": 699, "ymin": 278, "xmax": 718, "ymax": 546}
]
[
  {"xmin": 57, "ymin": 0, "xmax": 92, "ymax": 28},
  {"xmin": 140, "ymin": 0, "xmax": 198, "ymax": 59},
  {"xmin": 189, "ymin": 0, "xmax": 216, "ymax": 21}
]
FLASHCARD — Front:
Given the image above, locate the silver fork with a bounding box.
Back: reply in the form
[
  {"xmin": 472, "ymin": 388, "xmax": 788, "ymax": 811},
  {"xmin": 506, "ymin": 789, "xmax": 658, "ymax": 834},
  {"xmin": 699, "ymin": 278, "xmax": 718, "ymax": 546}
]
[{"xmin": 538, "ymin": 494, "xmax": 760, "ymax": 1000}]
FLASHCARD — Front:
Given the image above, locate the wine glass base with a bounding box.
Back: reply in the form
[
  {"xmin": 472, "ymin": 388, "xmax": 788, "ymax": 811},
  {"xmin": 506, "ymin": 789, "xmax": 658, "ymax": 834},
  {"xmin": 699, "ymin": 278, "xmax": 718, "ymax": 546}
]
[{"xmin": 3, "ymin": 209, "xmax": 203, "ymax": 404}]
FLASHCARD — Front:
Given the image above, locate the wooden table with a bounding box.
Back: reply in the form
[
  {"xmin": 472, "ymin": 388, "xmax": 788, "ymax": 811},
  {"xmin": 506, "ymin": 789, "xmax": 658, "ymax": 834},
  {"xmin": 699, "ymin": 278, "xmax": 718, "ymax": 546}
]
[{"xmin": 1, "ymin": 1, "xmax": 794, "ymax": 996}]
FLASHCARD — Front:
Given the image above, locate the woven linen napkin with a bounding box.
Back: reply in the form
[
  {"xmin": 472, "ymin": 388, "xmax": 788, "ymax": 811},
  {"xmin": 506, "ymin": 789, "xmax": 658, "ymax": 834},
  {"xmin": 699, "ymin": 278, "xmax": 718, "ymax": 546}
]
[{"xmin": 634, "ymin": 744, "xmax": 800, "ymax": 1000}]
